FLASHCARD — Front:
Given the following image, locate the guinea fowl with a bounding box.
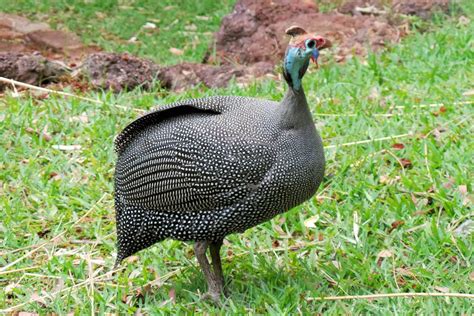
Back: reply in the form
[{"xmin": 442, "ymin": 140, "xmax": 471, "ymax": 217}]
[{"xmin": 114, "ymin": 26, "xmax": 328, "ymax": 301}]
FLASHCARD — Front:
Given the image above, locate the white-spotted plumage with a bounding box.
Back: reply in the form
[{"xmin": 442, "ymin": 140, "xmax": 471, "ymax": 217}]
[{"xmin": 114, "ymin": 94, "xmax": 325, "ymax": 265}]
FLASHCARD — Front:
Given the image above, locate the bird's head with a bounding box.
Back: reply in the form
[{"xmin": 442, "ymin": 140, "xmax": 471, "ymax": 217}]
[{"xmin": 283, "ymin": 25, "xmax": 330, "ymax": 91}]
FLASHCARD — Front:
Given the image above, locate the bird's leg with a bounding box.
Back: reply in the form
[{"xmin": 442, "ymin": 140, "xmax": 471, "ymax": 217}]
[
  {"xmin": 209, "ymin": 239, "xmax": 226, "ymax": 295},
  {"xmin": 194, "ymin": 241, "xmax": 222, "ymax": 302}
]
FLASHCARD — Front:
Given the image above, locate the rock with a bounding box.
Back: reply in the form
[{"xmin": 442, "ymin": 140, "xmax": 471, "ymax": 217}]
[
  {"xmin": 27, "ymin": 30, "xmax": 83, "ymax": 52},
  {"xmin": 0, "ymin": 13, "xmax": 49, "ymax": 34},
  {"xmin": 0, "ymin": 52, "xmax": 69, "ymax": 90},
  {"xmin": 81, "ymin": 53, "xmax": 160, "ymax": 92}
]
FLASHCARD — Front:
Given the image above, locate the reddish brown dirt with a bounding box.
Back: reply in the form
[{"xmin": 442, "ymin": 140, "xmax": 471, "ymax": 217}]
[
  {"xmin": 81, "ymin": 53, "xmax": 160, "ymax": 92},
  {"xmin": 211, "ymin": 8, "xmax": 401, "ymax": 65}
]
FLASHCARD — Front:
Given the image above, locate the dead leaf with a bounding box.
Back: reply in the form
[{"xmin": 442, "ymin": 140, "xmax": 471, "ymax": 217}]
[
  {"xmin": 388, "ymin": 220, "xmax": 405, "ymax": 233},
  {"xmin": 92, "ymin": 12, "xmax": 107, "ymax": 20},
  {"xmin": 318, "ymin": 232, "xmax": 324, "ymax": 241},
  {"xmin": 458, "ymin": 185, "xmax": 468, "ymax": 195},
  {"xmin": 400, "ymin": 158, "xmax": 412, "ymax": 168},
  {"xmin": 443, "ymin": 177, "xmax": 455, "ymax": 189},
  {"xmin": 196, "ymin": 15, "xmax": 210, "ymax": 21},
  {"xmin": 52, "ymin": 144, "xmax": 82, "ymax": 151},
  {"xmin": 434, "ymin": 286, "xmax": 449, "ymax": 293},
  {"xmin": 332, "ymin": 260, "xmax": 341, "ymax": 270},
  {"xmin": 169, "ymin": 288, "xmax": 176, "ymax": 303},
  {"xmin": 379, "ymin": 175, "xmax": 400, "ymax": 185},
  {"xmin": 126, "ymin": 255, "xmax": 139, "ymax": 263},
  {"xmin": 49, "ymin": 172, "xmax": 62, "ymax": 181},
  {"xmin": 184, "ymin": 24, "xmax": 197, "ymax": 31},
  {"xmin": 5, "ymin": 282, "xmax": 19, "ymax": 294},
  {"xmin": 169, "ymin": 47, "xmax": 184, "ymax": 56},
  {"xmin": 273, "ymin": 224, "xmax": 289, "ymax": 238},
  {"xmin": 37, "ymin": 228, "xmax": 51, "ymax": 237},
  {"xmin": 469, "ymin": 271, "xmax": 474, "ymax": 281},
  {"xmin": 355, "ymin": 5, "xmax": 386, "ymax": 15},
  {"xmin": 392, "ymin": 143, "xmax": 405, "ymax": 150},
  {"xmin": 143, "ymin": 22, "xmax": 157, "ymax": 30},
  {"xmin": 458, "ymin": 15, "xmax": 471, "ymax": 26},
  {"xmin": 378, "ymin": 249, "xmax": 393, "ymax": 258},
  {"xmin": 353, "ymin": 212, "xmax": 360, "ymax": 244},
  {"xmin": 395, "ymin": 267, "xmax": 416, "ymax": 278},
  {"xmin": 25, "ymin": 127, "xmax": 35, "ymax": 134},
  {"xmin": 368, "ymin": 87, "xmax": 380, "ymax": 100},
  {"xmin": 454, "ymin": 219, "xmax": 474, "ymax": 237},
  {"xmin": 462, "ymin": 89, "xmax": 474, "ymax": 96},
  {"xmin": 272, "ymin": 239, "xmax": 280, "ymax": 248},
  {"xmin": 303, "ymin": 215, "xmax": 319, "ymax": 228},
  {"xmin": 69, "ymin": 114, "xmax": 89, "ymax": 123},
  {"xmin": 31, "ymin": 292, "xmax": 47, "ymax": 307},
  {"xmin": 376, "ymin": 249, "xmax": 393, "ymax": 266}
]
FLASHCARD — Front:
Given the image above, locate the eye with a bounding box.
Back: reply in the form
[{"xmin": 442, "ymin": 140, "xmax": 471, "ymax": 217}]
[{"xmin": 306, "ymin": 39, "xmax": 315, "ymax": 49}]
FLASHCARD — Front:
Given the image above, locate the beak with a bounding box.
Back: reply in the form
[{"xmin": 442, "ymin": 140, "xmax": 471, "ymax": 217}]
[
  {"xmin": 311, "ymin": 36, "xmax": 331, "ymax": 68},
  {"xmin": 310, "ymin": 53, "xmax": 319, "ymax": 68},
  {"xmin": 315, "ymin": 36, "xmax": 332, "ymax": 50}
]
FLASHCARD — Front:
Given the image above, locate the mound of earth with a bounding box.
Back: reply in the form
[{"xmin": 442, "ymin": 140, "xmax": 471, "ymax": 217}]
[
  {"xmin": 210, "ymin": 7, "xmax": 401, "ymax": 65},
  {"xmin": 81, "ymin": 53, "xmax": 160, "ymax": 92},
  {"xmin": 0, "ymin": 52, "xmax": 68, "ymax": 90}
]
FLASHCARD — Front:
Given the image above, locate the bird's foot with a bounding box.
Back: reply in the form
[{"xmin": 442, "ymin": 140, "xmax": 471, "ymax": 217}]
[{"xmin": 201, "ymin": 291, "xmax": 222, "ymax": 303}]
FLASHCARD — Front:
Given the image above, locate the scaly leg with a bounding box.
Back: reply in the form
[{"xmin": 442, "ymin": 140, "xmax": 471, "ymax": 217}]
[
  {"xmin": 209, "ymin": 239, "xmax": 226, "ymax": 295},
  {"xmin": 194, "ymin": 241, "xmax": 223, "ymax": 302}
]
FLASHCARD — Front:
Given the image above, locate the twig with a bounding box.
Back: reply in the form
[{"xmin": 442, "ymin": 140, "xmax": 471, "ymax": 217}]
[
  {"xmin": 230, "ymin": 240, "xmax": 323, "ymax": 259},
  {"xmin": 0, "ymin": 76, "xmax": 102, "ymax": 104},
  {"xmin": 0, "ymin": 265, "xmax": 40, "ymax": 276},
  {"xmin": 308, "ymin": 292, "xmax": 474, "ymax": 301},
  {"xmin": 423, "ymin": 142, "xmax": 434, "ymax": 183},
  {"xmin": 131, "ymin": 267, "xmax": 186, "ymax": 292},
  {"xmin": 0, "ymin": 193, "xmax": 108, "ymax": 273},
  {"xmin": 87, "ymin": 253, "xmax": 95, "ymax": 316},
  {"xmin": 385, "ymin": 149, "xmax": 406, "ymax": 175},
  {"xmin": 324, "ymin": 133, "xmax": 413, "ymax": 149},
  {"xmin": 393, "ymin": 100, "xmax": 473, "ymax": 110},
  {"xmin": 313, "ymin": 113, "xmax": 398, "ymax": 117},
  {"xmin": 0, "ymin": 76, "xmax": 144, "ymax": 113}
]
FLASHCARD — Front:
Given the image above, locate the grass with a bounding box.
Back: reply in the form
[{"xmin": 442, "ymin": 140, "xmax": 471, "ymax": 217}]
[{"xmin": 1, "ymin": 0, "xmax": 473, "ymax": 314}]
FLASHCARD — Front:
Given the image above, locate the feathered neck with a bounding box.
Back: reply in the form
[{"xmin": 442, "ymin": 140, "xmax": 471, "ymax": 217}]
[{"xmin": 278, "ymin": 86, "xmax": 313, "ymax": 130}]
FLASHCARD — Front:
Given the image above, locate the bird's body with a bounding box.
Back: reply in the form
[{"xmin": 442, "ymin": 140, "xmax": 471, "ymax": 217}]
[
  {"xmin": 115, "ymin": 93, "xmax": 324, "ymax": 263},
  {"xmin": 114, "ymin": 25, "xmax": 328, "ymax": 300}
]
